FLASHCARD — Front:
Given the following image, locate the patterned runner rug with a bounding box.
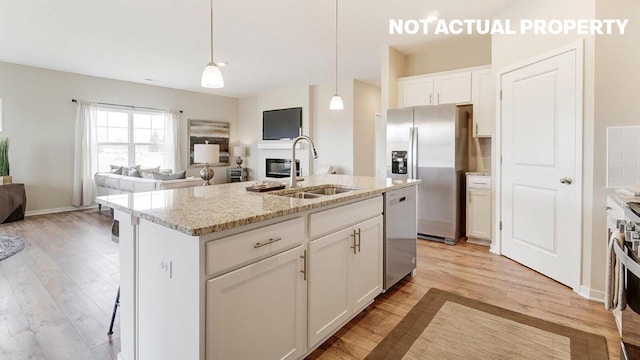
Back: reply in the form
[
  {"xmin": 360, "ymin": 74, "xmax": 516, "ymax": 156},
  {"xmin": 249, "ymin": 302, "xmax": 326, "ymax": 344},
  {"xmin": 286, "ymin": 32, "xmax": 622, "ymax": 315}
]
[{"xmin": 366, "ymin": 288, "xmax": 608, "ymax": 360}]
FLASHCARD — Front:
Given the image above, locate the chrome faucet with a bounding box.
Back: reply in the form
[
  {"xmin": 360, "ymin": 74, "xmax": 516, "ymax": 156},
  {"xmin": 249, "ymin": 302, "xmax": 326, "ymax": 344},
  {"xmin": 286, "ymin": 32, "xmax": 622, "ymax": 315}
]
[{"xmin": 290, "ymin": 135, "xmax": 319, "ymax": 188}]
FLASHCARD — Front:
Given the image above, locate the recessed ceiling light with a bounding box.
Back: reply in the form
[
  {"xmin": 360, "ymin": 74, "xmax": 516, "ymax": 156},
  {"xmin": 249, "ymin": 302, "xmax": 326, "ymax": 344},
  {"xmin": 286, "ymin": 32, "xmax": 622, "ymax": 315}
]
[{"xmin": 217, "ymin": 62, "xmax": 228, "ymax": 67}]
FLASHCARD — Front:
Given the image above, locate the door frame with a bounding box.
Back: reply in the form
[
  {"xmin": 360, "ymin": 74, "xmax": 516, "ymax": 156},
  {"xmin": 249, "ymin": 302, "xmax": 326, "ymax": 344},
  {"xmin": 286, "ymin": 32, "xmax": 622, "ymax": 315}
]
[{"xmin": 491, "ymin": 40, "xmax": 584, "ymax": 292}]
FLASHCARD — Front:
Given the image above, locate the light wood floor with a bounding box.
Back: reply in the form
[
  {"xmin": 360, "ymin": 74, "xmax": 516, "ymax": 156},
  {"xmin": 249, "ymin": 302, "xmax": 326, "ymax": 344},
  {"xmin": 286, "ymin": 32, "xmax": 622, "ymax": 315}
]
[{"xmin": 0, "ymin": 211, "xmax": 620, "ymax": 359}]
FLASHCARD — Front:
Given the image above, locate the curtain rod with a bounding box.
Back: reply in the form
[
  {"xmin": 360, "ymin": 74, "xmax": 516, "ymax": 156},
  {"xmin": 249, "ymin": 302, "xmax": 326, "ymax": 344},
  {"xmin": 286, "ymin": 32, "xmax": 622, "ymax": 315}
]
[{"xmin": 71, "ymin": 99, "xmax": 183, "ymax": 114}]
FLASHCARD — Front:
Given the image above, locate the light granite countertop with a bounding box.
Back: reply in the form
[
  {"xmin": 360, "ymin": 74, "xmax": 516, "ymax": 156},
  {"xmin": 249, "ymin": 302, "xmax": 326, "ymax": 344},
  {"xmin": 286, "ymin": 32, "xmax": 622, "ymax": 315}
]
[{"xmin": 96, "ymin": 174, "xmax": 421, "ymax": 236}]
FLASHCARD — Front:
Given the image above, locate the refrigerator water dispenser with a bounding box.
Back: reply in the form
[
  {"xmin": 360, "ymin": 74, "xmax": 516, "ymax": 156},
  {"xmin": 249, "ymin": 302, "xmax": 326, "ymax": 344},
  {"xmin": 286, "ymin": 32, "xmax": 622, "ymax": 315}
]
[{"xmin": 391, "ymin": 151, "xmax": 407, "ymax": 174}]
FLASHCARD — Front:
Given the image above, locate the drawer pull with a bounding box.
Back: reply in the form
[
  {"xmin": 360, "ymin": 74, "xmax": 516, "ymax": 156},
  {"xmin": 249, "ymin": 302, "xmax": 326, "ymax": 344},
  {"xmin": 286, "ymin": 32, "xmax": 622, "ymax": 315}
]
[
  {"xmin": 254, "ymin": 237, "xmax": 282, "ymax": 248},
  {"xmin": 399, "ymin": 196, "xmax": 406, "ymax": 202}
]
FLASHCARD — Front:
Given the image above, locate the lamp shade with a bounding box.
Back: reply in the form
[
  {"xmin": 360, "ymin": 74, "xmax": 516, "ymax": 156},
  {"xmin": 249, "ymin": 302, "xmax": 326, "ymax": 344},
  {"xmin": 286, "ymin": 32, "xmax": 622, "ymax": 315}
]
[
  {"xmin": 201, "ymin": 63, "xmax": 224, "ymax": 88},
  {"xmin": 194, "ymin": 143, "xmax": 220, "ymax": 164},
  {"xmin": 233, "ymin": 146, "xmax": 247, "ymax": 157},
  {"xmin": 329, "ymin": 94, "xmax": 344, "ymax": 110}
]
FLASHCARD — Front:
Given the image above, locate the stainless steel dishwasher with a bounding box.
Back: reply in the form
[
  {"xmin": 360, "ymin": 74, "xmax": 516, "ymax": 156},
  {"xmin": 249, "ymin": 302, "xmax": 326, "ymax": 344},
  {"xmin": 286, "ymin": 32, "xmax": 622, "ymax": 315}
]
[{"xmin": 384, "ymin": 186, "xmax": 417, "ymax": 290}]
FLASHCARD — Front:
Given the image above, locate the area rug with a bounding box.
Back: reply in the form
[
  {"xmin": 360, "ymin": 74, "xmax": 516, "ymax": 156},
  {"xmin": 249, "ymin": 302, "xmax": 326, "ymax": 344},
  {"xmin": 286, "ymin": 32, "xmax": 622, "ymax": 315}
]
[
  {"xmin": 0, "ymin": 235, "xmax": 26, "ymax": 261},
  {"xmin": 366, "ymin": 288, "xmax": 608, "ymax": 360}
]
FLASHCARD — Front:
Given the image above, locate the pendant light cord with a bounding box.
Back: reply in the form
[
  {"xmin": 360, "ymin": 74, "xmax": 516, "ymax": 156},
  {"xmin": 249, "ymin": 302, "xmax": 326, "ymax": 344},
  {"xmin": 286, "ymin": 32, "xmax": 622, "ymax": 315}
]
[
  {"xmin": 210, "ymin": 0, "xmax": 214, "ymax": 63},
  {"xmin": 335, "ymin": 0, "xmax": 338, "ymax": 93}
]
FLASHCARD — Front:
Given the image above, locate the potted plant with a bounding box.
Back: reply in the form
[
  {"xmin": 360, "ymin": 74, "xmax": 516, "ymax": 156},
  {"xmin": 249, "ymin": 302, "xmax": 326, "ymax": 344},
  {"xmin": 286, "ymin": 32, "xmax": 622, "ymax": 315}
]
[{"xmin": 0, "ymin": 138, "xmax": 10, "ymax": 185}]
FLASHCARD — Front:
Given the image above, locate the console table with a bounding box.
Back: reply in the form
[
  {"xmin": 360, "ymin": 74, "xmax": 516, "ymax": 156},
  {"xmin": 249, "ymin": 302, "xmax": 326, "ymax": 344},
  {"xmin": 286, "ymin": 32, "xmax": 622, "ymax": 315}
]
[
  {"xmin": 226, "ymin": 168, "xmax": 248, "ymax": 182},
  {"xmin": 0, "ymin": 184, "xmax": 27, "ymax": 223}
]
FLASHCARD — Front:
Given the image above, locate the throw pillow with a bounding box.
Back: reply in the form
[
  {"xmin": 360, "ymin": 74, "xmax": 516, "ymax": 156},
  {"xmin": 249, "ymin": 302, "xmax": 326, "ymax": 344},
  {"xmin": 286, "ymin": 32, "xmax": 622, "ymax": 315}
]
[
  {"xmin": 152, "ymin": 170, "xmax": 187, "ymax": 180},
  {"xmin": 126, "ymin": 168, "xmax": 142, "ymax": 177},
  {"xmin": 140, "ymin": 166, "xmax": 160, "ymax": 178},
  {"xmin": 109, "ymin": 165, "xmax": 123, "ymax": 175}
]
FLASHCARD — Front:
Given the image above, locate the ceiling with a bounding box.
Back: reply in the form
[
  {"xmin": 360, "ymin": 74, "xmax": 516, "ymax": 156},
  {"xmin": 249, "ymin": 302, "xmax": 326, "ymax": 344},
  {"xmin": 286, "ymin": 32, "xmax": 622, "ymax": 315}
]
[{"xmin": 0, "ymin": 0, "xmax": 519, "ymax": 98}]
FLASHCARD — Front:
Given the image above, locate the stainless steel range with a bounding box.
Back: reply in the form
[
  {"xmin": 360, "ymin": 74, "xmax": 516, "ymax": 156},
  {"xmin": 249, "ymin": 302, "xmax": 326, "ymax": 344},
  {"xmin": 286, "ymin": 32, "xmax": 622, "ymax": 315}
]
[{"xmin": 609, "ymin": 198, "xmax": 640, "ymax": 359}]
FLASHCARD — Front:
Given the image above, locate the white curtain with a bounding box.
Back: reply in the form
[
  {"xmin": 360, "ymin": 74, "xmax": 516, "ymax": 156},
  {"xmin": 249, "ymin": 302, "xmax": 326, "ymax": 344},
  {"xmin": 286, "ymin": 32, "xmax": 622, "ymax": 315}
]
[
  {"xmin": 164, "ymin": 110, "xmax": 181, "ymax": 171},
  {"xmin": 72, "ymin": 101, "xmax": 99, "ymax": 207}
]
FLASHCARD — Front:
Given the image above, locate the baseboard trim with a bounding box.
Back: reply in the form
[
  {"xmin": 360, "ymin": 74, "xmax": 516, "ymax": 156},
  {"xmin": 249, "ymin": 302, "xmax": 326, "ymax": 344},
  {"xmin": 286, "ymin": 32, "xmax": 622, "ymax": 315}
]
[
  {"xmin": 577, "ymin": 285, "xmax": 605, "ymax": 303},
  {"xmin": 25, "ymin": 205, "xmax": 97, "ymax": 217}
]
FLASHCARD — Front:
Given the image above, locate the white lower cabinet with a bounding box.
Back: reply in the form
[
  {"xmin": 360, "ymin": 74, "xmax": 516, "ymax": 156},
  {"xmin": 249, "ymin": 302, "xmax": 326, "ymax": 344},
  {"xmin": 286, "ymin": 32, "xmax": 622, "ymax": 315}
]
[
  {"xmin": 206, "ymin": 245, "xmax": 307, "ymax": 360},
  {"xmin": 466, "ymin": 188, "xmax": 492, "ymax": 240},
  {"xmin": 308, "ymin": 215, "xmax": 383, "ymax": 346}
]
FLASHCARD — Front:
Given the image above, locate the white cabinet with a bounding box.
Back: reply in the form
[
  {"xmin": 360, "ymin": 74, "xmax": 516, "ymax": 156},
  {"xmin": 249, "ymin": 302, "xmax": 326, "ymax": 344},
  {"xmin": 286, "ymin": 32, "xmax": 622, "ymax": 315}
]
[
  {"xmin": 351, "ymin": 216, "xmax": 384, "ymax": 311},
  {"xmin": 434, "ymin": 71, "xmax": 472, "ymax": 105},
  {"xmin": 472, "ymin": 68, "xmax": 495, "ymax": 137},
  {"xmin": 206, "ymin": 245, "xmax": 307, "ymax": 360},
  {"xmin": 308, "ymin": 215, "xmax": 383, "ymax": 346},
  {"xmin": 398, "ymin": 76, "xmax": 435, "ymax": 108},
  {"xmin": 398, "ymin": 70, "xmax": 471, "ymax": 108},
  {"xmin": 466, "ymin": 175, "xmax": 492, "ymax": 243}
]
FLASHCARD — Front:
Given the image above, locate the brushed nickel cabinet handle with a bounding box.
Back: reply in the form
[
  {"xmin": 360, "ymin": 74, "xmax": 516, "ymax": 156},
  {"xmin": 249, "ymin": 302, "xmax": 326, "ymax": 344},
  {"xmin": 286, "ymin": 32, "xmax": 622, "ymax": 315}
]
[
  {"xmin": 350, "ymin": 230, "xmax": 357, "ymax": 255},
  {"xmin": 300, "ymin": 250, "xmax": 307, "ymax": 281},
  {"xmin": 475, "ymin": 123, "xmax": 479, "ymax": 135},
  {"xmin": 254, "ymin": 237, "xmax": 282, "ymax": 248},
  {"xmin": 606, "ymin": 206, "xmax": 613, "ymax": 211},
  {"xmin": 437, "ymin": 93, "xmax": 440, "ymax": 104},
  {"xmin": 356, "ymin": 229, "xmax": 361, "ymax": 253},
  {"xmin": 429, "ymin": 94, "xmax": 433, "ymax": 105}
]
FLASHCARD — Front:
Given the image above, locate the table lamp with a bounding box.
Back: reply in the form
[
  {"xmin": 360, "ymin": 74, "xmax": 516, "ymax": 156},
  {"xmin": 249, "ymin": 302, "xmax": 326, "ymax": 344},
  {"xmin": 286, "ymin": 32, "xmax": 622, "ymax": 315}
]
[
  {"xmin": 194, "ymin": 142, "xmax": 220, "ymax": 186},
  {"xmin": 234, "ymin": 146, "xmax": 247, "ymax": 168}
]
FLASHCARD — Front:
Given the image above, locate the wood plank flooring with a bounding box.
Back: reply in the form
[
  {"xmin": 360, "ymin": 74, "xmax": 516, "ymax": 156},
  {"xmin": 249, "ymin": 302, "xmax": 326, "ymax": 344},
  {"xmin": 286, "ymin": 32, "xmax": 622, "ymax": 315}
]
[
  {"xmin": 0, "ymin": 211, "xmax": 620, "ymax": 359},
  {"xmin": 0, "ymin": 210, "xmax": 120, "ymax": 360},
  {"xmin": 308, "ymin": 240, "xmax": 620, "ymax": 359}
]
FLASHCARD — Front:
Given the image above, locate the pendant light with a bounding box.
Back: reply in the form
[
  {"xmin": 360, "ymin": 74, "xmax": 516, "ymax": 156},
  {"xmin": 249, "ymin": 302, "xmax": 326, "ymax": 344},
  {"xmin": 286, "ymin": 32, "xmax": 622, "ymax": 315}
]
[
  {"xmin": 201, "ymin": 0, "xmax": 224, "ymax": 88},
  {"xmin": 329, "ymin": 0, "xmax": 344, "ymax": 110}
]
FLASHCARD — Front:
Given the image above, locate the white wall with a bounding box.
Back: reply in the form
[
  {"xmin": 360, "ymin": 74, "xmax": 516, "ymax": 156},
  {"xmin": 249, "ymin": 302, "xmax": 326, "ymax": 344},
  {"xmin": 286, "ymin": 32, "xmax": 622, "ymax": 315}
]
[
  {"xmin": 595, "ymin": 0, "xmax": 640, "ymax": 289},
  {"xmin": 353, "ymin": 80, "xmax": 381, "ymax": 176},
  {"xmin": 238, "ymin": 85, "xmax": 313, "ymax": 180},
  {"xmin": 0, "ymin": 61, "xmax": 238, "ymax": 213},
  {"xmin": 491, "ymin": 0, "xmax": 603, "ymax": 295},
  {"xmin": 312, "ymin": 80, "xmax": 354, "ymax": 175},
  {"xmin": 404, "ymin": 35, "xmax": 492, "ymax": 77}
]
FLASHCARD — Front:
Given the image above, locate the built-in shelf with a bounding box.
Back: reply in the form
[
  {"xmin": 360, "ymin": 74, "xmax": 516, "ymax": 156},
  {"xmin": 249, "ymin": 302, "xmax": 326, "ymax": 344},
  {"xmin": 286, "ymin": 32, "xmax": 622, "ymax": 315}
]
[{"xmin": 257, "ymin": 142, "xmax": 305, "ymax": 150}]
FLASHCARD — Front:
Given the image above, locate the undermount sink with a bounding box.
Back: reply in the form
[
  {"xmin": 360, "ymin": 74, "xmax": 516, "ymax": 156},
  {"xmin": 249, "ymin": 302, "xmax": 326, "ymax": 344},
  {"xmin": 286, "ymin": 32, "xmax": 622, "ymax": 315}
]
[
  {"xmin": 303, "ymin": 186, "xmax": 357, "ymax": 196},
  {"xmin": 283, "ymin": 192, "xmax": 324, "ymax": 199},
  {"xmin": 271, "ymin": 184, "xmax": 359, "ymax": 199}
]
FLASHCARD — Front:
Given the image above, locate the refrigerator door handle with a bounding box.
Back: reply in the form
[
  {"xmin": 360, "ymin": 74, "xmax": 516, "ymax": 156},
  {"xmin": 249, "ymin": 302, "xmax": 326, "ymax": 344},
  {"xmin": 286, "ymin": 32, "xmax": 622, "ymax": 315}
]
[
  {"xmin": 407, "ymin": 127, "xmax": 414, "ymax": 179},
  {"xmin": 411, "ymin": 127, "xmax": 418, "ymax": 179}
]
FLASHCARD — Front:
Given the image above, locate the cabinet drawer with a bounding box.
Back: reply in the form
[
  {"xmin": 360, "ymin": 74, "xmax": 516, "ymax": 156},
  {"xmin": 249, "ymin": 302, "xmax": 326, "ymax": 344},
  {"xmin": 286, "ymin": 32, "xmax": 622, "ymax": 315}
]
[
  {"xmin": 309, "ymin": 197, "xmax": 383, "ymax": 239},
  {"xmin": 205, "ymin": 217, "xmax": 304, "ymax": 276},
  {"xmin": 467, "ymin": 175, "xmax": 491, "ymax": 190}
]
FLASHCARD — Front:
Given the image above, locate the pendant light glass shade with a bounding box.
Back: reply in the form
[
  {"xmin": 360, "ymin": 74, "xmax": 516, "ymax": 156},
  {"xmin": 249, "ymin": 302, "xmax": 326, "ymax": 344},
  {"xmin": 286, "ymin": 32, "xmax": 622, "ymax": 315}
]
[
  {"xmin": 201, "ymin": 62, "xmax": 224, "ymax": 88},
  {"xmin": 329, "ymin": 94, "xmax": 344, "ymax": 110},
  {"xmin": 201, "ymin": 0, "xmax": 224, "ymax": 89}
]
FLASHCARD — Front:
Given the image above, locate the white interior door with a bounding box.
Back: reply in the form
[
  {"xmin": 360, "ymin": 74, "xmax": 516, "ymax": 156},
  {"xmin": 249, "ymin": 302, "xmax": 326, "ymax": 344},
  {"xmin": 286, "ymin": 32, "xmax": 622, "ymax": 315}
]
[{"xmin": 500, "ymin": 49, "xmax": 581, "ymax": 289}]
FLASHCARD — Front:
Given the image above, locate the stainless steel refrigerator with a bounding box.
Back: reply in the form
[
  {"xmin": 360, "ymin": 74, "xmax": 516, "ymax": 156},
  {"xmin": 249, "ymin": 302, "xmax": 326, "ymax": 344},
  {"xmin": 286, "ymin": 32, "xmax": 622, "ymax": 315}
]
[{"xmin": 386, "ymin": 104, "xmax": 469, "ymax": 245}]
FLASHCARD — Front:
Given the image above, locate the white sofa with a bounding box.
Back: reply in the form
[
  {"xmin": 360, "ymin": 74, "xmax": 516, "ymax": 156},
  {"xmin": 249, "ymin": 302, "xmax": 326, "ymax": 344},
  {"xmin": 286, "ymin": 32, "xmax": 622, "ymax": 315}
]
[{"xmin": 95, "ymin": 172, "xmax": 203, "ymax": 196}]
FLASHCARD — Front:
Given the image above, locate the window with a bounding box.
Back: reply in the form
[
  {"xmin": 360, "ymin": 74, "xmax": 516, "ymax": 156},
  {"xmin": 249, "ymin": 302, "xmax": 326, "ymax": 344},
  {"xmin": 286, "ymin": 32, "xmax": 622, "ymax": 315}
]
[{"xmin": 96, "ymin": 107, "xmax": 166, "ymax": 172}]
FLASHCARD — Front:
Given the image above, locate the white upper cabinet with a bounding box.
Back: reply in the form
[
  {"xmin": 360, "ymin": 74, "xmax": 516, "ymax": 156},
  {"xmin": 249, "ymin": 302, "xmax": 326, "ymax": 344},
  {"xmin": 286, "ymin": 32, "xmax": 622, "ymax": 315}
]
[
  {"xmin": 472, "ymin": 68, "xmax": 495, "ymax": 137},
  {"xmin": 398, "ymin": 76, "xmax": 435, "ymax": 108},
  {"xmin": 434, "ymin": 71, "xmax": 472, "ymax": 105},
  {"xmin": 397, "ymin": 69, "xmax": 472, "ymax": 108}
]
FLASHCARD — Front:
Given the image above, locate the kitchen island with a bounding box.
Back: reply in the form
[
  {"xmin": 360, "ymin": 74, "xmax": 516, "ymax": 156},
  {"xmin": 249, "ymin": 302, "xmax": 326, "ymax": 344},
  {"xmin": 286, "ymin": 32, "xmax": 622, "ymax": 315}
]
[{"xmin": 97, "ymin": 174, "xmax": 420, "ymax": 360}]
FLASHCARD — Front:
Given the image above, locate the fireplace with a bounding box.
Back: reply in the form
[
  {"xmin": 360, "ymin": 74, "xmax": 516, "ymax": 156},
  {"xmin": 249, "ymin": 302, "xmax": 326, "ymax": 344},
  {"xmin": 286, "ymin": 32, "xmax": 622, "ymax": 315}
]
[{"xmin": 266, "ymin": 158, "xmax": 301, "ymax": 178}]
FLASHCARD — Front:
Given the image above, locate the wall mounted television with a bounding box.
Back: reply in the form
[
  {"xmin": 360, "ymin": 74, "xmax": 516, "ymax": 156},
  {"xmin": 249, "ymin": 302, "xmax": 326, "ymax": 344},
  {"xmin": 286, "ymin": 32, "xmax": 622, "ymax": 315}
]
[{"xmin": 262, "ymin": 107, "xmax": 302, "ymax": 140}]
